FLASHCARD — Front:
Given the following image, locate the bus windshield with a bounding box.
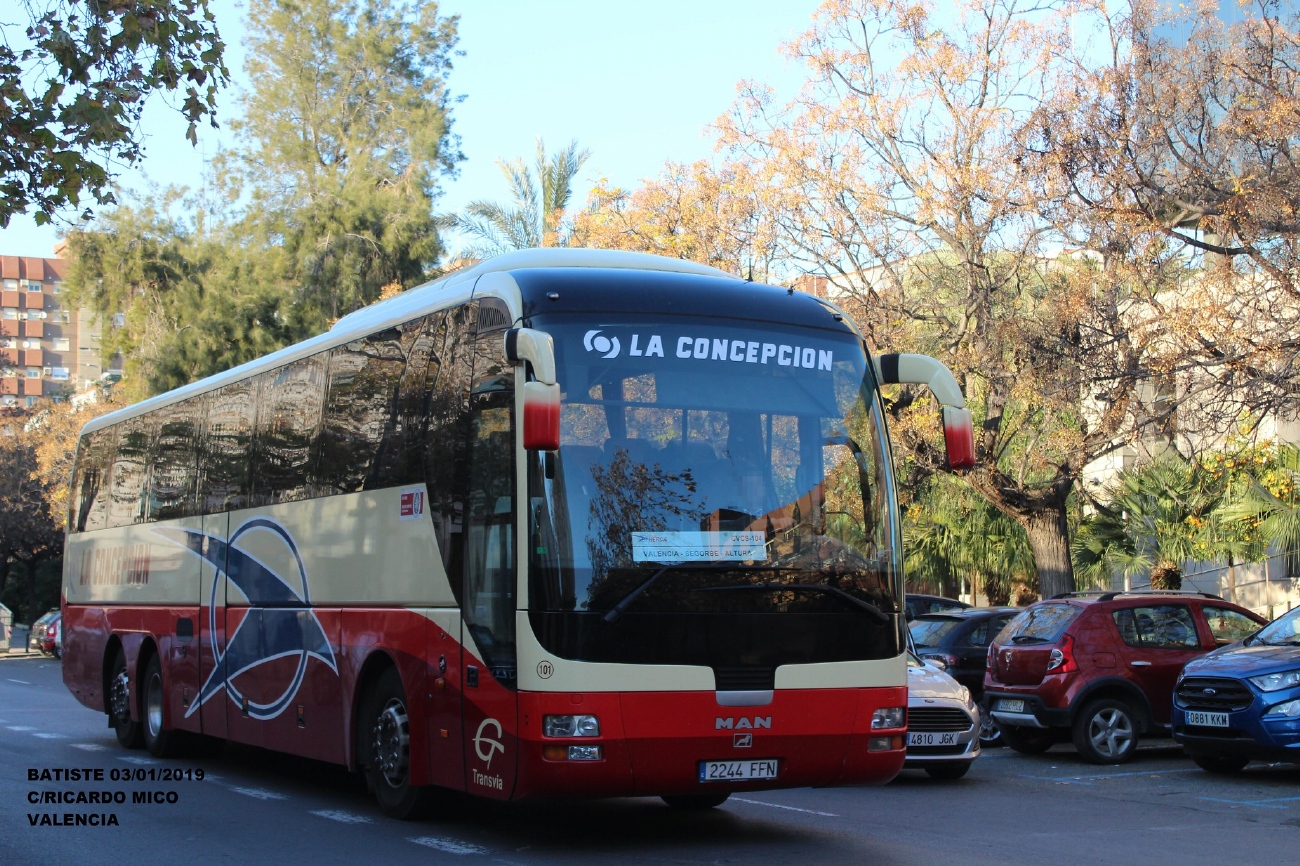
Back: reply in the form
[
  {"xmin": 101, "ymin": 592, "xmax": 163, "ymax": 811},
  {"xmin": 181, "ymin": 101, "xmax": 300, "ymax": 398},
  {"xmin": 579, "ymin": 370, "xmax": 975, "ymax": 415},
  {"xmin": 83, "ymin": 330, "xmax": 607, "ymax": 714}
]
[{"xmin": 527, "ymin": 314, "xmax": 901, "ymax": 632}]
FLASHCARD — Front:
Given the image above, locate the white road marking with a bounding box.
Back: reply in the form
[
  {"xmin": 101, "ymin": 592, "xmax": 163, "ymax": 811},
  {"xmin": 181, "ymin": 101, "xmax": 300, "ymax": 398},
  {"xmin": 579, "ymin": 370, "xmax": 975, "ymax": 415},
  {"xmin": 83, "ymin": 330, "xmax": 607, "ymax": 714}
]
[
  {"xmin": 311, "ymin": 809, "xmax": 373, "ymax": 825},
  {"xmin": 408, "ymin": 836, "xmax": 488, "ymax": 855},
  {"xmin": 32, "ymin": 733, "xmax": 67, "ymax": 739},
  {"xmin": 7, "ymin": 679, "xmax": 31, "ymax": 684},
  {"xmin": 231, "ymin": 787, "xmax": 287, "ymax": 801},
  {"xmin": 5, "ymin": 726, "xmax": 36, "ymax": 732},
  {"xmin": 71, "ymin": 744, "xmax": 108, "ymax": 752},
  {"xmin": 118, "ymin": 756, "xmax": 159, "ymax": 765},
  {"xmin": 732, "ymin": 797, "xmax": 840, "ymax": 817}
]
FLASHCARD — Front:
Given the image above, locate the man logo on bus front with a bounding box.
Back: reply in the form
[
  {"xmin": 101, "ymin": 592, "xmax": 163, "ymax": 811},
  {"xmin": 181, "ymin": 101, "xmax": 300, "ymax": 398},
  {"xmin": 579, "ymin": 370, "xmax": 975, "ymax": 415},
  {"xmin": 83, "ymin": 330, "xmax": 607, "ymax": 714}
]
[{"xmin": 153, "ymin": 518, "xmax": 338, "ymax": 721}]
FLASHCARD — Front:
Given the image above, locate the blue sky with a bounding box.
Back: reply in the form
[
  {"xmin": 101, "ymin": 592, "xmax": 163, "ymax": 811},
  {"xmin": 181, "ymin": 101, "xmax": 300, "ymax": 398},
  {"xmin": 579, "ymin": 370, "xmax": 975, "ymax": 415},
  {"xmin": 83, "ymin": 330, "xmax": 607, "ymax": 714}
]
[{"xmin": 1, "ymin": 0, "xmax": 817, "ymax": 259}]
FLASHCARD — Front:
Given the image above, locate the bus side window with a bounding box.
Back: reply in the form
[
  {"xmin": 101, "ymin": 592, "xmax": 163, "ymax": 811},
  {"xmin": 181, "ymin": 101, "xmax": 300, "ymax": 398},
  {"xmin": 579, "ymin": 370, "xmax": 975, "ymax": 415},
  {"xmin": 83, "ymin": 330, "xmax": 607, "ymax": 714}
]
[
  {"xmin": 370, "ymin": 312, "xmax": 441, "ymax": 489},
  {"xmin": 465, "ymin": 395, "xmax": 516, "ymax": 683},
  {"xmin": 202, "ymin": 380, "xmax": 256, "ymax": 513},
  {"xmin": 148, "ymin": 397, "xmax": 201, "ymax": 522},
  {"xmin": 423, "ymin": 305, "xmax": 476, "ymax": 596},
  {"xmin": 319, "ymin": 322, "xmax": 414, "ymax": 495},
  {"xmin": 252, "ymin": 354, "xmax": 327, "ymax": 505},
  {"xmin": 107, "ymin": 415, "xmax": 152, "ymax": 528},
  {"xmin": 73, "ymin": 427, "xmax": 115, "ymax": 533}
]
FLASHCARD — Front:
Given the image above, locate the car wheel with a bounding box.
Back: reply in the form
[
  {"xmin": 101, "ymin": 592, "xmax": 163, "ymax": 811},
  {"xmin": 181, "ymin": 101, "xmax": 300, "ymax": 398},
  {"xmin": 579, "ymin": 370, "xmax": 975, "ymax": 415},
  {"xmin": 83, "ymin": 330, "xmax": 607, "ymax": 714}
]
[
  {"xmin": 1000, "ymin": 724, "xmax": 1055, "ymax": 754},
  {"xmin": 924, "ymin": 762, "xmax": 971, "ymax": 780},
  {"xmin": 1072, "ymin": 698, "xmax": 1139, "ymax": 764},
  {"xmin": 978, "ymin": 701, "xmax": 1003, "ymax": 748},
  {"xmin": 363, "ymin": 668, "xmax": 429, "ymax": 820},
  {"xmin": 108, "ymin": 648, "xmax": 143, "ymax": 749},
  {"xmin": 1191, "ymin": 753, "xmax": 1249, "ymax": 775},
  {"xmin": 142, "ymin": 655, "xmax": 183, "ymax": 758},
  {"xmin": 662, "ymin": 793, "xmax": 730, "ymax": 810}
]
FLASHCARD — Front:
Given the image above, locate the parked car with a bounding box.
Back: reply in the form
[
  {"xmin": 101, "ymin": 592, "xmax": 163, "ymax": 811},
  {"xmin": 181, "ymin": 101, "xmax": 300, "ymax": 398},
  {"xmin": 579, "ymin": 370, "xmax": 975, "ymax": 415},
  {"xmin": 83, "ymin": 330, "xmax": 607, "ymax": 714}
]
[
  {"xmin": 904, "ymin": 650, "xmax": 982, "ymax": 779},
  {"xmin": 29, "ymin": 609, "xmax": 59, "ymax": 655},
  {"xmin": 1171, "ymin": 603, "xmax": 1300, "ymax": 773},
  {"xmin": 910, "ymin": 606, "xmax": 1021, "ymax": 745},
  {"xmin": 905, "ymin": 594, "xmax": 971, "ymax": 621},
  {"xmin": 984, "ymin": 590, "xmax": 1266, "ymax": 764},
  {"xmin": 35, "ymin": 612, "xmax": 61, "ymax": 659}
]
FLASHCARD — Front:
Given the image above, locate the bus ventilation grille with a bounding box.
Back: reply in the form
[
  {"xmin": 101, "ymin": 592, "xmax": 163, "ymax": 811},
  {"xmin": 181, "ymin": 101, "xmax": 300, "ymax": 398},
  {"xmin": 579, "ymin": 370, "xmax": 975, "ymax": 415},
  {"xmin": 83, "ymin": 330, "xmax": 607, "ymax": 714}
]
[{"xmin": 713, "ymin": 667, "xmax": 775, "ymax": 691}]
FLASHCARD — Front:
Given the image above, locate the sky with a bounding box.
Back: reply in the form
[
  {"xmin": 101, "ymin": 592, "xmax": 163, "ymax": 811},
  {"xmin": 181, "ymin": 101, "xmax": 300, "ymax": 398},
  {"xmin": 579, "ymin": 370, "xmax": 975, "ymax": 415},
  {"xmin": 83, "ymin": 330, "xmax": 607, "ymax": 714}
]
[{"xmin": 0, "ymin": 0, "xmax": 819, "ymax": 260}]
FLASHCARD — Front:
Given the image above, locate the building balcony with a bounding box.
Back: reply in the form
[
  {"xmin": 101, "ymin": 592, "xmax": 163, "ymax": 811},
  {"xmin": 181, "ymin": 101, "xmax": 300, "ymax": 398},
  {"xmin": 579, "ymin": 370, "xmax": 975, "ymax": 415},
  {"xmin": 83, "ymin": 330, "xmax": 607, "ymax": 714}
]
[
  {"xmin": 0, "ymin": 378, "xmax": 17, "ymax": 395},
  {"xmin": 1, "ymin": 291, "xmax": 18, "ymax": 307},
  {"xmin": 23, "ymin": 320, "xmax": 42, "ymax": 338},
  {"xmin": 0, "ymin": 321, "xmax": 17, "ymax": 337},
  {"xmin": 22, "ymin": 349, "xmax": 42, "ymax": 366},
  {"xmin": 20, "ymin": 377, "xmax": 43, "ymax": 396},
  {"xmin": 0, "ymin": 348, "xmax": 16, "ymax": 366},
  {"xmin": 22, "ymin": 291, "xmax": 44, "ymax": 310}
]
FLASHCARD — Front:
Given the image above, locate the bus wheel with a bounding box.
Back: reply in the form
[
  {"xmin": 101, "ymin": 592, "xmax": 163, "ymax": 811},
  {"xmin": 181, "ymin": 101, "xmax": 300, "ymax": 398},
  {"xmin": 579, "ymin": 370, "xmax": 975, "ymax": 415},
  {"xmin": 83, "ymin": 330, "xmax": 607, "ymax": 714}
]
[
  {"xmin": 363, "ymin": 668, "xmax": 429, "ymax": 820},
  {"xmin": 142, "ymin": 655, "xmax": 181, "ymax": 758},
  {"xmin": 109, "ymin": 648, "xmax": 143, "ymax": 749},
  {"xmin": 662, "ymin": 793, "xmax": 730, "ymax": 810}
]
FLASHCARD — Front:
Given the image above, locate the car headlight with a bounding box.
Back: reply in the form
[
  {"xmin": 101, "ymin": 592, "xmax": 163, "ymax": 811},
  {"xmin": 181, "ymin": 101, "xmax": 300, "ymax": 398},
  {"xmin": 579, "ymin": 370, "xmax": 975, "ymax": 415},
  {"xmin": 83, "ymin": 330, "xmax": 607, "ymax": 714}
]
[
  {"xmin": 959, "ymin": 685, "xmax": 974, "ymax": 710},
  {"xmin": 1266, "ymin": 699, "xmax": 1300, "ymax": 718},
  {"xmin": 1248, "ymin": 669, "xmax": 1300, "ymax": 693}
]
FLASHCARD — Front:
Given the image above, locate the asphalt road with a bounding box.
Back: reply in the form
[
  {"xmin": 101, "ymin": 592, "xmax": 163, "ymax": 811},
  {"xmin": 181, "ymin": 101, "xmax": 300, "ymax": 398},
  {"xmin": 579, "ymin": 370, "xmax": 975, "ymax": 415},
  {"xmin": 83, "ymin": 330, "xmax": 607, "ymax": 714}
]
[{"xmin": 2, "ymin": 657, "xmax": 1298, "ymax": 865}]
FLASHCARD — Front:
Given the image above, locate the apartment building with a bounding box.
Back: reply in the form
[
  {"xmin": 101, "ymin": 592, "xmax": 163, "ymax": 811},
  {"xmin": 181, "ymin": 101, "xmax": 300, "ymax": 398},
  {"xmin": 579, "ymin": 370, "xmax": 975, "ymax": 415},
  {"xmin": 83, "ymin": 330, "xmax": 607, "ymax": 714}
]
[{"xmin": 0, "ymin": 249, "xmax": 105, "ymax": 409}]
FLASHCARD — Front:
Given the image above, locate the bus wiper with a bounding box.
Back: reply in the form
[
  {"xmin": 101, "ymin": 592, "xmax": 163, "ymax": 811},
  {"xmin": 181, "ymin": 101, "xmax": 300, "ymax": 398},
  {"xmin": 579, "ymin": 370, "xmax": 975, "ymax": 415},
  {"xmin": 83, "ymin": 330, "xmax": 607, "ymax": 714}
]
[
  {"xmin": 603, "ymin": 563, "xmax": 685, "ymax": 623},
  {"xmin": 695, "ymin": 583, "xmax": 890, "ymax": 623}
]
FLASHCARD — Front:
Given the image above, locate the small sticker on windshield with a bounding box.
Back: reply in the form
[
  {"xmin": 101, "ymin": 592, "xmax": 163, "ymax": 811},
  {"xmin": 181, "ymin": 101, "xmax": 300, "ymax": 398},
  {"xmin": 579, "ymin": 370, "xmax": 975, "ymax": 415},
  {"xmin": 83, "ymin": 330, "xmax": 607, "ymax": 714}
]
[{"xmin": 631, "ymin": 531, "xmax": 767, "ymax": 562}]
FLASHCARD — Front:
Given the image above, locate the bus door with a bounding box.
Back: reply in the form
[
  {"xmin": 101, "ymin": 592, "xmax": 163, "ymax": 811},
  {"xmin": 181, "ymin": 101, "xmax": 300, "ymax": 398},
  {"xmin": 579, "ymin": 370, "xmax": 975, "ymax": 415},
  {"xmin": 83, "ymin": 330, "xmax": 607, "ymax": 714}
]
[
  {"xmin": 460, "ymin": 362, "xmax": 519, "ymax": 799},
  {"xmin": 197, "ymin": 511, "xmax": 230, "ymax": 741},
  {"xmin": 424, "ymin": 609, "xmax": 466, "ymax": 790}
]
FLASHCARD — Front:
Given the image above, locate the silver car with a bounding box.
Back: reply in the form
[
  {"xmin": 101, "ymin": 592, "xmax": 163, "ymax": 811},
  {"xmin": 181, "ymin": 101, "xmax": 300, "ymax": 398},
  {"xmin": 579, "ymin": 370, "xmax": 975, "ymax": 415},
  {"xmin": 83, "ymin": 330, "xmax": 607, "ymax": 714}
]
[{"xmin": 904, "ymin": 652, "xmax": 981, "ymax": 779}]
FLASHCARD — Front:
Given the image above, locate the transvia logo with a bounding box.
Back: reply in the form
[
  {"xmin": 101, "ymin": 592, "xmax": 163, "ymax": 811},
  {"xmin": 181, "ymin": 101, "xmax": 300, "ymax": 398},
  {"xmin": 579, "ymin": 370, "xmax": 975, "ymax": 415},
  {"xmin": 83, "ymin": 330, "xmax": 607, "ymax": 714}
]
[
  {"xmin": 152, "ymin": 518, "xmax": 338, "ymax": 721},
  {"xmin": 474, "ymin": 717, "xmax": 505, "ymax": 768},
  {"xmin": 583, "ymin": 329, "xmax": 621, "ymax": 359}
]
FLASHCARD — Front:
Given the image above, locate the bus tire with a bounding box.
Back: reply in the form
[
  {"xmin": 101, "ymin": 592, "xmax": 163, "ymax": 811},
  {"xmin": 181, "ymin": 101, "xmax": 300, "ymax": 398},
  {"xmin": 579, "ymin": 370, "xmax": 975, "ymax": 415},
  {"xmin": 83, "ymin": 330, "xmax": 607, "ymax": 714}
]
[
  {"xmin": 142, "ymin": 654, "xmax": 182, "ymax": 758},
  {"xmin": 662, "ymin": 793, "xmax": 730, "ymax": 810},
  {"xmin": 363, "ymin": 668, "xmax": 429, "ymax": 820},
  {"xmin": 108, "ymin": 648, "xmax": 143, "ymax": 749}
]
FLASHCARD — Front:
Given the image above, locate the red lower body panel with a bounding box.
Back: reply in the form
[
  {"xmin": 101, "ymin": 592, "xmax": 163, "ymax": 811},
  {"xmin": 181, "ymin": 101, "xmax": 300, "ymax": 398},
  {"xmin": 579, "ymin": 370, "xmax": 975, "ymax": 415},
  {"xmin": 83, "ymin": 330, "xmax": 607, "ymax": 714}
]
[{"xmin": 512, "ymin": 687, "xmax": 906, "ymax": 799}]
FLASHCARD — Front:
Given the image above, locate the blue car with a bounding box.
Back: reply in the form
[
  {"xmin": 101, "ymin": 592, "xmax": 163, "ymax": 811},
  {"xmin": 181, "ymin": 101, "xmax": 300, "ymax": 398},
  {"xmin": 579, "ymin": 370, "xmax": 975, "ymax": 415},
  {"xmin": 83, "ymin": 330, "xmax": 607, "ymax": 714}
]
[{"xmin": 1172, "ymin": 605, "xmax": 1300, "ymax": 773}]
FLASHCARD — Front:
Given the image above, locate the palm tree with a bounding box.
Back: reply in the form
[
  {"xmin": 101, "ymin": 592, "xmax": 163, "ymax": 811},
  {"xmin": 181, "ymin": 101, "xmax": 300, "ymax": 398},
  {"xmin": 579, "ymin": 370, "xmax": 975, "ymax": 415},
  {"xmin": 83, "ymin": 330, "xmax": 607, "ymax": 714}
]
[
  {"xmin": 1073, "ymin": 451, "xmax": 1223, "ymax": 591},
  {"xmin": 453, "ymin": 138, "xmax": 590, "ymax": 256}
]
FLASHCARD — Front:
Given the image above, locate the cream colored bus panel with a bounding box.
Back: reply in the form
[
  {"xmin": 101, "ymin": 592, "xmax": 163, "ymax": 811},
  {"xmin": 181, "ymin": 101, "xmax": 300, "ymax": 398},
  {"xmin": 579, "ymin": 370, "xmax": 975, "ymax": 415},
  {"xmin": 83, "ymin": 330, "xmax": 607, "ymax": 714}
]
[
  {"xmin": 65, "ymin": 516, "xmax": 205, "ymax": 605},
  {"xmin": 774, "ymin": 653, "xmax": 906, "ymax": 690}
]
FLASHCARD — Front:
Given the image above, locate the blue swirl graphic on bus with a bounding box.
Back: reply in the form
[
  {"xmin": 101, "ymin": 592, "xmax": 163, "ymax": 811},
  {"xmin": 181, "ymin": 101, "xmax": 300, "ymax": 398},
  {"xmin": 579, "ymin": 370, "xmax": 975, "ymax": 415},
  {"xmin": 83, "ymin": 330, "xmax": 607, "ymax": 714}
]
[{"xmin": 152, "ymin": 518, "xmax": 338, "ymax": 721}]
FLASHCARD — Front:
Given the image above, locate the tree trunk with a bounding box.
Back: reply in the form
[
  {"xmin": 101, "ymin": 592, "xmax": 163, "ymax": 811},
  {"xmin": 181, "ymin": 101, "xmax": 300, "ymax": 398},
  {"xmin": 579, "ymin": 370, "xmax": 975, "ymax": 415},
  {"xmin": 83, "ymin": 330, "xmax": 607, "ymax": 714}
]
[
  {"xmin": 1023, "ymin": 507, "xmax": 1075, "ymax": 599},
  {"xmin": 1150, "ymin": 562, "xmax": 1182, "ymax": 591}
]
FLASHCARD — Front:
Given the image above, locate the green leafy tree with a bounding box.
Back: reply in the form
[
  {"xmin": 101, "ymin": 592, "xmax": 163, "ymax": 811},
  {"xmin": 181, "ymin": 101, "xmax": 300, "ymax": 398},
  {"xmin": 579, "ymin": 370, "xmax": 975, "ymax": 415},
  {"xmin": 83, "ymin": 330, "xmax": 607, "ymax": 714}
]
[
  {"xmin": 1, "ymin": 0, "xmax": 229, "ymax": 226},
  {"xmin": 454, "ymin": 138, "xmax": 590, "ymax": 256},
  {"xmin": 1223, "ymin": 444, "xmax": 1300, "ymax": 584},
  {"xmin": 1073, "ymin": 451, "xmax": 1230, "ymax": 591},
  {"xmin": 64, "ymin": 0, "xmax": 461, "ymax": 396}
]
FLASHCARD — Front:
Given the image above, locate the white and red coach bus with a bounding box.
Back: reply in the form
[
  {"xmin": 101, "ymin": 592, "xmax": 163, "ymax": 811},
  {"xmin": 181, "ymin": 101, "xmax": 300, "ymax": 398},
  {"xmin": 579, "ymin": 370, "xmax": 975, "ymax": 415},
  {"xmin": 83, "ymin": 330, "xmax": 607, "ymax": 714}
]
[{"xmin": 62, "ymin": 249, "xmax": 974, "ymax": 816}]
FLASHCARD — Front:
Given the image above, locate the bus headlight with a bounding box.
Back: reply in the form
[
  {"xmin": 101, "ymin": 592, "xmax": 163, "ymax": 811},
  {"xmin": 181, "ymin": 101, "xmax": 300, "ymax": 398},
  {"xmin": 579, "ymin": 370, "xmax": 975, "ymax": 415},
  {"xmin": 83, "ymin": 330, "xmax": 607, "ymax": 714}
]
[
  {"xmin": 543, "ymin": 715, "xmax": 600, "ymax": 737},
  {"xmin": 871, "ymin": 707, "xmax": 905, "ymax": 729}
]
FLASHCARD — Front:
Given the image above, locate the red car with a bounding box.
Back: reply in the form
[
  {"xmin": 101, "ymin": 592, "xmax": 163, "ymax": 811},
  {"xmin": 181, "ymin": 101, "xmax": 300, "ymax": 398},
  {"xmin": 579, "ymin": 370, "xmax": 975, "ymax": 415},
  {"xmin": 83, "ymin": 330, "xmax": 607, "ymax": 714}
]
[
  {"xmin": 34, "ymin": 611, "xmax": 61, "ymax": 659},
  {"xmin": 984, "ymin": 591, "xmax": 1264, "ymax": 764}
]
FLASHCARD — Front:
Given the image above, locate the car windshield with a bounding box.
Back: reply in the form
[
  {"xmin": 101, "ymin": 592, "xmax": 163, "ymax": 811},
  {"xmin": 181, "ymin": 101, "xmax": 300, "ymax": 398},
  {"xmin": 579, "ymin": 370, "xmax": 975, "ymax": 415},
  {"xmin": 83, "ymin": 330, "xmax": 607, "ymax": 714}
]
[
  {"xmin": 1252, "ymin": 606, "xmax": 1300, "ymax": 645},
  {"xmin": 527, "ymin": 313, "xmax": 900, "ymax": 617},
  {"xmin": 1000, "ymin": 604, "xmax": 1080, "ymax": 644},
  {"xmin": 909, "ymin": 617, "xmax": 961, "ymax": 647}
]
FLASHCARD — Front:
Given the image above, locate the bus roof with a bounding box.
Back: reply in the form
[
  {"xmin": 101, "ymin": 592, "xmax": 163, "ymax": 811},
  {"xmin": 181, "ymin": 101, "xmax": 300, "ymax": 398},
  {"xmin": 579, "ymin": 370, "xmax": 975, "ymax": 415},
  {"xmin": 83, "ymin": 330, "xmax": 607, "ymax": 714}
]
[{"xmin": 78, "ymin": 249, "xmax": 739, "ymax": 436}]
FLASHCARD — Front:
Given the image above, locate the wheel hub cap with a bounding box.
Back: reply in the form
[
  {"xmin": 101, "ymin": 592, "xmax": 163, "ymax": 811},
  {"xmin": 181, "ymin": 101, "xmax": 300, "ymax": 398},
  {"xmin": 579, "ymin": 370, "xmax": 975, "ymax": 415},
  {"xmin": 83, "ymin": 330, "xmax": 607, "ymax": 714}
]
[
  {"xmin": 111, "ymin": 670, "xmax": 131, "ymax": 721},
  {"xmin": 1089, "ymin": 708, "xmax": 1134, "ymax": 757},
  {"xmin": 373, "ymin": 699, "xmax": 410, "ymax": 787}
]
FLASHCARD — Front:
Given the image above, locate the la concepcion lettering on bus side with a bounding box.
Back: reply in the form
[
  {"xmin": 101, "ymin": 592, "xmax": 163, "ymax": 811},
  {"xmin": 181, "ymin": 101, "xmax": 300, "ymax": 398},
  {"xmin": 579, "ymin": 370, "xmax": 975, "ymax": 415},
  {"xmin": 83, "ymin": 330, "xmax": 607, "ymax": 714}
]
[{"xmin": 27, "ymin": 813, "xmax": 120, "ymax": 826}]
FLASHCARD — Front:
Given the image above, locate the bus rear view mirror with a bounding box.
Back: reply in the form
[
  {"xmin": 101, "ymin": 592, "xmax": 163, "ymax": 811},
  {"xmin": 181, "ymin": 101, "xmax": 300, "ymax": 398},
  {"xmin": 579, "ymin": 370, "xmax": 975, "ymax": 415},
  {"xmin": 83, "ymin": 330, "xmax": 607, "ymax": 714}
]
[
  {"xmin": 942, "ymin": 407, "xmax": 975, "ymax": 470},
  {"xmin": 873, "ymin": 353, "xmax": 976, "ymax": 471},
  {"xmin": 523, "ymin": 380, "xmax": 561, "ymax": 451},
  {"xmin": 506, "ymin": 327, "xmax": 561, "ymax": 451}
]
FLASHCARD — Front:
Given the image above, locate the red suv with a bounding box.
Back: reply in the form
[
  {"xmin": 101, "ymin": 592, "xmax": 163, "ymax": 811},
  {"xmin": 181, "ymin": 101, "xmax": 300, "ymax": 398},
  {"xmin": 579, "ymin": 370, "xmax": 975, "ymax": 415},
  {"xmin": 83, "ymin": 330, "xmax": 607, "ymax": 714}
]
[{"xmin": 984, "ymin": 591, "xmax": 1265, "ymax": 764}]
